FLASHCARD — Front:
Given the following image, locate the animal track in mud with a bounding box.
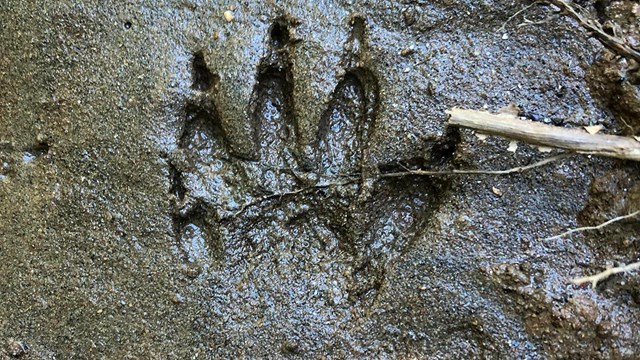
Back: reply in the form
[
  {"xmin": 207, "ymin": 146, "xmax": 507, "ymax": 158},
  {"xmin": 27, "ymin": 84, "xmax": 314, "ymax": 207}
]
[{"xmin": 168, "ymin": 17, "xmax": 454, "ymax": 305}]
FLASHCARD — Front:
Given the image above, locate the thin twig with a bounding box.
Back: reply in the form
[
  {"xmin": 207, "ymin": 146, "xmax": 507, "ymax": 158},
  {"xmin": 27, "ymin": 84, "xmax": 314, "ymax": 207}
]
[
  {"xmin": 571, "ymin": 261, "xmax": 640, "ymax": 288},
  {"xmin": 544, "ymin": 210, "xmax": 640, "ymax": 241},
  {"xmin": 518, "ymin": 16, "xmax": 554, "ymax": 28},
  {"xmin": 221, "ymin": 179, "xmax": 357, "ymax": 219},
  {"xmin": 547, "ymin": 0, "xmax": 640, "ymax": 62},
  {"xmin": 619, "ymin": 117, "xmax": 635, "ymax": 134},
  {"xmin": 380, "ymin": 153, "xmax": 571, "ymax": 179},
  {"xmin": 496, "ymin": 1, "xmax": 541, "ymax": 33},
  {"xmin": 220, "ymin": 154, "xmax": 572, "ymax": 218}
]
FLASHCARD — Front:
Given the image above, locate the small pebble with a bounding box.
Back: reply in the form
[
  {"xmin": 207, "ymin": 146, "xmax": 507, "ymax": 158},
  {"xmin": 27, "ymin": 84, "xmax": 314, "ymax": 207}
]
[
  {"xmin": 224, "ymin": 10, "xmax": 234, "ymax": 22},
  {"xmin": 172, "ymin": 293, "xmax": 185, "ymax": 304},
  {"xmin": 400, "ymin": 46, "xmax": 415, "ymax": 57},
  {"xmin": 7, "ymin": 339, "xmax": 26, "ymax": 357},
  {"xmin": 402, "ymin": 8, "xmax": 416, "ymax": 26}
]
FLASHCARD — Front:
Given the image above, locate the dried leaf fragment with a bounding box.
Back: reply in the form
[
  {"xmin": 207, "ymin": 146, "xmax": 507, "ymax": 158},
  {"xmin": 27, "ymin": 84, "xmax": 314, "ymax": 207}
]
[
  {"xmin": 498, "ymin": 103, "xmax": 521, "ymax": 116},
  {"xmin": 475, "ymin": 132, "xmax": 488, "ymax": 141},
  {"xmin": 584, "ymin": 125, "xmax": 604, "ymax": 135}
]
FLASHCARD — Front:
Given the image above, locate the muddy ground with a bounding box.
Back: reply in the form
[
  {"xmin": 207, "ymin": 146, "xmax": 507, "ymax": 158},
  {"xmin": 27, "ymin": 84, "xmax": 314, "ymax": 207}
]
[{"xmin": 1, "ymin": 0, "xmax": 640, "ymax": 358}]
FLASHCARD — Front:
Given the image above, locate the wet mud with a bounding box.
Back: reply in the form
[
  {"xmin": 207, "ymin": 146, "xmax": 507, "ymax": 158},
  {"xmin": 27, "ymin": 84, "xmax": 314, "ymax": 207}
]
[{"xmin": 1, "ymin": 0, "xmax": 640, "ymax": 358}]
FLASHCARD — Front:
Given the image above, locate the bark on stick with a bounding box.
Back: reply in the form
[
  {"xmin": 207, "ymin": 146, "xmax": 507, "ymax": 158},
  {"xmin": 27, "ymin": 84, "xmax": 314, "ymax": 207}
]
[{"xmin": 446, "ymin": 108, "xmax": 640, "ymax": 161}]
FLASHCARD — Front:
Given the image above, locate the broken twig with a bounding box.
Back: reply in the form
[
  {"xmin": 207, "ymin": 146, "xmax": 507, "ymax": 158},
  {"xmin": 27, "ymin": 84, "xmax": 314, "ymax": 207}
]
[
  {"xmin": 547, "ymin": 0, "xmax": 640, "ymax": 62},
  {"xmin": 380, "ymin": 153, "xmax": 571, "ymax": 178},
  {"xmin": 571, "ymin": 261, "xmax": 640, "ymax": 288},
  {"xmin": 222, "ymin": 179, "xmax": 358, "ymax": 219},
  {"xmin": 447, "ymin": 108, "xmax": 640, "ymax": 161},
  {"xmin": 544, "ymin": 210, "xmax": 640, "ymax": 241},
  {"xmin": 496, "ymin": 1, "xmax": 541, "ymax": 33}
]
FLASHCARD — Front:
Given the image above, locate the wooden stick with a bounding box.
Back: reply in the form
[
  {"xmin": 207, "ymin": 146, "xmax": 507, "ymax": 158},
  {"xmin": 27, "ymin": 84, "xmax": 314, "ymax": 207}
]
[
  {"xmin": 446, "ymin": 108, "xmax": 640, "ymax": 161},
  {"xmin": 571, "ymin": 261, "xmax": 640, "ymax": 288}
]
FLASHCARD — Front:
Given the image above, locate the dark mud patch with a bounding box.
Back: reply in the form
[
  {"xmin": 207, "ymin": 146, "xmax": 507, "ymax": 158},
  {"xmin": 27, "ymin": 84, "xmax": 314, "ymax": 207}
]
[{"xmin": 191, "ymin": 50, "xmax": 217, "ymax": 92}]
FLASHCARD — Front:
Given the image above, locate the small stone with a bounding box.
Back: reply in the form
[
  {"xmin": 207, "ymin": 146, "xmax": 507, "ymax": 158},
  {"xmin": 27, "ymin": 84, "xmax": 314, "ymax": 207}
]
[
  {"xmin": 223, "ymin": 10, "xmax": 234, "ymax": 22},
  {"xmin": 7, "ymin": 339, "xmax": 26, "ymax": 357},
  {"xmin": 172, "ymin": 293, "xmax": 185, "ymax": 304},
  {"xmin": 180, "ymin": 262, "xmax": 202, "ymax": 279},
  {"xmin": 475, "ymin": 132, "xmax": 488, "ymax": 141},
  {"xmin": 492, "ymin": 187, "xmax": 503, "ymax": 197},
  {"xmin": 281, "ymin": 341, "xmax": 300, "ymax": 354},
  {"xmin": 501, "ymin": 33, "xmax": 509, "ymax": 40},
  {"xmin": 402, "ymin": 8, "xmax": 417, "ymax": 26},
  {"xmin": 400, "ymin": 46, "xmax": 415, "ymax": 57}
]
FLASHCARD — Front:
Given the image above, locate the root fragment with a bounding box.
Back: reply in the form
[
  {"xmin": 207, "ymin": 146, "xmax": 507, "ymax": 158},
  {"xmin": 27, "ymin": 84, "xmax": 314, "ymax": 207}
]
[
  {"xmin": 546, "ymin": 0, "xmax": 640, "ymax": 62},
  {"xmin": 544, "ymin": 211, "xmax": 640, "ymax": 241},
  {"xmin": 572, "ymin": 261, "xmax": 640, "ymax": 288}
]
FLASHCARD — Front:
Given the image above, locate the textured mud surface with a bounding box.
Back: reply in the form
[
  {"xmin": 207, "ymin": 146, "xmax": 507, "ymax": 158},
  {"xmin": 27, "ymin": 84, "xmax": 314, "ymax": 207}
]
[{"xmin": 1, "ymin": 0, "xmax": 640, "ymax": 358}]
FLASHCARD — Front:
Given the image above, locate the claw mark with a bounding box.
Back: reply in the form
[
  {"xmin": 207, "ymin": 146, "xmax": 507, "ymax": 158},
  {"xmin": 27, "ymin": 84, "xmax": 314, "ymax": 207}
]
[
  {"xmin": 344, "ymin": 14, "xmax": 367, "ymax": 68},
  {"xmin": 269, "ymin": 21, "xmax": 290, "ymax": 50},
  {"xmin": 168, "ymin": 159, "xmax": 186, "ymax": 204},
  {"xmin": 191, "ymin": 50, "xmax": 217, "ymax": 92},
  {"xmin": 179, "ymin": 52, "xmax": 230, "ymax": 159},
  {"xmin": 22, "ymin": 141, "xmax": 51, "ymax": 164}
]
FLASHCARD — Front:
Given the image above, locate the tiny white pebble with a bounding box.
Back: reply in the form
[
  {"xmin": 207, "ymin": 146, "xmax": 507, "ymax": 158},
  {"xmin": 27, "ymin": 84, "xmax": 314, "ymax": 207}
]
[
  {"xmin": 224, "ymin": 10, "xmax": 234, "ymax": 22},
  {"xmin": 502, "ymin": 33, "xmax": 509, "ymax": 40}
]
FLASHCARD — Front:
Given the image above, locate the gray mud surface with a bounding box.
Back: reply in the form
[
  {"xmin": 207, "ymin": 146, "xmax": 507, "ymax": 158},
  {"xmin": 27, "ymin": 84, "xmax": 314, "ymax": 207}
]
[{"xmin": 2, "ymin": 1, "xmax": 640, "ymax": 358}]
